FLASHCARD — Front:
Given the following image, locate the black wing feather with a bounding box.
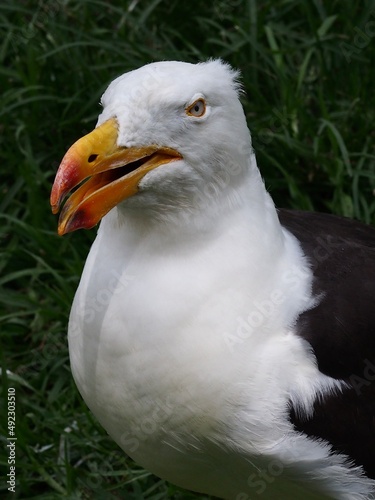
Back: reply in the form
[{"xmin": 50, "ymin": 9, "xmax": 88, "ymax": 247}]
[{"xmin": 278, "ymin": 209, "xmax": 375, "ymax": 477}]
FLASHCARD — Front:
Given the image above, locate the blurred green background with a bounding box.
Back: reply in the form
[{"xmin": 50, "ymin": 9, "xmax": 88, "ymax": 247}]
[{"xmin": 1, "ymin": 0, "xmax": 374, "ymax": 498}]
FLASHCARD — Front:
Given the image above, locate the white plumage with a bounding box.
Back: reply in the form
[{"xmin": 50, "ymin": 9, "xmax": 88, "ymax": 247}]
[{"xmin": 51, "ymin": 60, "xmax": 375, "ymax": 499}]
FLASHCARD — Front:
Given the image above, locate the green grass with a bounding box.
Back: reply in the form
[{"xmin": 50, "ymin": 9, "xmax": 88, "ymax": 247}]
[{"xmin": 1, "ymin": 0, "xmax": 374, "ymax": 498}]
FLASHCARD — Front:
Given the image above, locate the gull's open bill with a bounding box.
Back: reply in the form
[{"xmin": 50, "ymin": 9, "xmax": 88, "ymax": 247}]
[{"xmin": 51, "ymin": 118, "xmax": 182, "ymax": 235}]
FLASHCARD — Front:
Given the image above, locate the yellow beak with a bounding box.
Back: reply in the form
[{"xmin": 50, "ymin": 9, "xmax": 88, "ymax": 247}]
[{"xmin": 50, "ymin": 117, "xmax": 182, "ymax": 235}]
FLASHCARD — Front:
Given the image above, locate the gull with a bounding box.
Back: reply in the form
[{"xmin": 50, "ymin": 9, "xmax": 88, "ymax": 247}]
[{"xmin": 51, "ymin": 60, "xmax": 375, "ymax": 499}]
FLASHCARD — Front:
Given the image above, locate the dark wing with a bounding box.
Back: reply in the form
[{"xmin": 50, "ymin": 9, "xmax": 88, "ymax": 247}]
[{"xmin": 278, "ymin": 209, "xmax": 375, "ymax": 477}]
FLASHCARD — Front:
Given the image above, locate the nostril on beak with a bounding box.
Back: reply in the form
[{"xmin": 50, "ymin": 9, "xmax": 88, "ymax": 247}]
[{"xmin": 88, "ymin": 154, "xmax": 98, "ymax": 163}]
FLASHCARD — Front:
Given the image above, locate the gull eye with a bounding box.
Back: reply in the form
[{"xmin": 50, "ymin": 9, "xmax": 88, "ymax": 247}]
[{"xmin": 186, "ymin": 98, "xmax": 206, "ymax": 118}]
